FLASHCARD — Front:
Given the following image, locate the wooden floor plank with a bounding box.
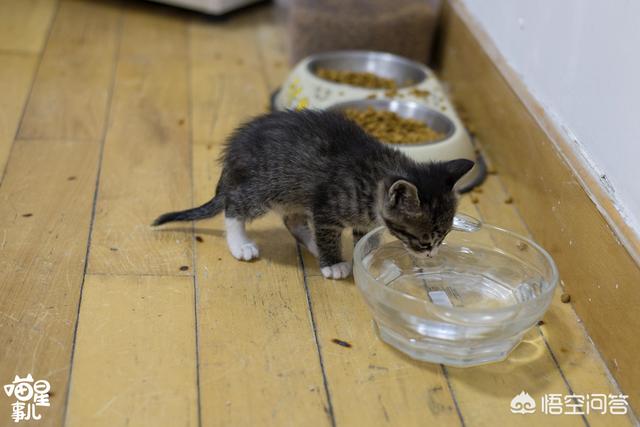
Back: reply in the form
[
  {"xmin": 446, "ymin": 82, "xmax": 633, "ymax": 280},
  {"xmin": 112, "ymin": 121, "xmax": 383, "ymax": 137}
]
[
  {"xmin": 189, "ymin": 11, "xmax": 269, "ymax": 144},
  {"xmin": 470, "ymin": 173, "xmax": 635, "ymax": 426},
  {"xmin": 0, "ymin": 140, "xmax": 100, "ymax": 427},
  {"xmin": 254, "ymin": 7, "xmax": 289, "ymax": 92},
  {"xmin": 304, "ymin": 272, "xmax": 462, "ymax": 427},
  {"xmin": 87, "ymin": 6, "xmax": 192, "ymax": 276},
  {"xmin": 190, "ymin": 14, "xmax": 331, "ymax": 424},
  {"xmin": 65, "ymin": 274, "xmax": 198, "ymax": 427},
  {"xmin": 193, "ymin": 145, "xmax": 331, "ymax": 427},
  {"xmin": 0, "ymin": 0, "xmax": 57, "ymax": 53},
  {"xmin": 18, "ymin": 0, "xmax": 121, "ymax": 141},
  {"xmin": 0, "ymin": 53, "xmax": 38, "ymax": 178}
]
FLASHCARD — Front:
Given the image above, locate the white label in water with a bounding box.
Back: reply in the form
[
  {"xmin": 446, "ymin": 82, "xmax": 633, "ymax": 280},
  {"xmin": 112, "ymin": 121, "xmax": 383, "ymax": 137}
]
[
  {"xmin": 429, "ymin": 290, "xmax": 453, "ymax": 307},
  {"xmin": 376, "ymin": 260, "xmax": 402, "ymax": 285}
]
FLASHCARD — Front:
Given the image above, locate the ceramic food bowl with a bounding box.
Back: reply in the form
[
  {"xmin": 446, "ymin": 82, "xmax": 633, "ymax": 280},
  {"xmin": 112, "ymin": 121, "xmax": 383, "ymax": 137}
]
[
  {"xmin": 353, "ymin": 214, "xmax": 559, "ymax": 367},
  {"xmin": 328, "ymin": 99, "xmax": 481, "ymax": 190}
]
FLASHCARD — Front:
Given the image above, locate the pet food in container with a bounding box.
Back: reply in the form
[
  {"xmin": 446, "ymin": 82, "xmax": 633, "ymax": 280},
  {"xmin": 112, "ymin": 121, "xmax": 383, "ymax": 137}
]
[{"xmin": 287, "ymin": 0, "xmax": 442, "ymax": 64}]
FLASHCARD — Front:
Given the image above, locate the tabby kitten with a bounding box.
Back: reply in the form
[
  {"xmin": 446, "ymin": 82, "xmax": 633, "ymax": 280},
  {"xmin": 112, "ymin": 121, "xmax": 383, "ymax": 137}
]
[{"xmin": 153, "ymin": 110, "xmax": 473, "ymax": 279}]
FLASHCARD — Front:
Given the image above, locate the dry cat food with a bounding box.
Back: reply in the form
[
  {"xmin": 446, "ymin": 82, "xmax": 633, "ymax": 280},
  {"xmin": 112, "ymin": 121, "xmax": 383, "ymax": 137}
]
[
  {"xmin": 344, "ymin": 107, "xmax": 444, "ymax": 144},
  {"xmin": 332, "ymin": 338, "xmax": 352, "ymax": 348},
  {"xmin": 410, "ymin": 88, "xmax": 430, "ymax": 98},
  {"xmin": 315, "ymin": 68, "xmax": 397, "ymax": 89},
  {"xmin": 560, "ymin": 293, "xmax": 571, "ymax": 303}
]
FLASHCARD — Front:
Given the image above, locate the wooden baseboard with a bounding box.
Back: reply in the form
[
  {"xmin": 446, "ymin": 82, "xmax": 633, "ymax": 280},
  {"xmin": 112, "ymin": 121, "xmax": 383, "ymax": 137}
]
[{"xmin": 435, "ymin": 0, "xmax": 640, "ymax": 411}]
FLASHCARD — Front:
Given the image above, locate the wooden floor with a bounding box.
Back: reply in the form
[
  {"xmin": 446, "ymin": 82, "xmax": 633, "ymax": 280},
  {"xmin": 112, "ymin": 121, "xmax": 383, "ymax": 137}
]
[{"xmin": 0, "ymin": 1, "xmax": 635, "ymax": 426}]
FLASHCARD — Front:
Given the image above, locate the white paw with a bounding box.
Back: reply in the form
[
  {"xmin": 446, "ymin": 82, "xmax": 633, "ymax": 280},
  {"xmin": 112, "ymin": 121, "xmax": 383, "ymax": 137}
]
[
  {"xmin": 321, "ymin": 262, "xmax": 352, "ymax": 280},
  {"xmin": 229, "ymin": 242, "xmax": 260, "ymax": 261}
]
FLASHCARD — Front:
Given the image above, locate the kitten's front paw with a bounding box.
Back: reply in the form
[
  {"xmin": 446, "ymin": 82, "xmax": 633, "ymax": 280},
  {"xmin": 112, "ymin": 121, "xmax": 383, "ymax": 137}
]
[
  {"xmin": 229, "ymin": 242, "xmax": 260, "ymax": 261},
  {"xmin": 321, "ymin": 262, "xmax": 352, "ymax": 280}
]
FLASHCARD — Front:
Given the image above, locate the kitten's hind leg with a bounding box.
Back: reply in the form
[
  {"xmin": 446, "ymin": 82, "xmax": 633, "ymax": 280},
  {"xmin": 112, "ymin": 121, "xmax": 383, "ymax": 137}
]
[
  {"xmin": 283, "ymin": 214, "xmax": 318, "ymax": 257},
  {"xmin": 225, "ymin": 216, "xmax": 259, "ymax": 261}
]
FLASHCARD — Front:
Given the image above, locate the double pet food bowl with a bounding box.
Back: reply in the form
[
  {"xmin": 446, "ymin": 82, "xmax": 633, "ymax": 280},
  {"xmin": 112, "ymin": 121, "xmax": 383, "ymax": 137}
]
[{"xmin": 271, "ymin": 50, "xmax": 486, "ymax": 191}]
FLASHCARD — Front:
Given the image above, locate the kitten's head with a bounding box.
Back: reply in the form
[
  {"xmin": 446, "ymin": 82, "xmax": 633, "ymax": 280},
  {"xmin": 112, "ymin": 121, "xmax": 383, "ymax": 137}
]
[{"xmin": 380, "ymin": 159, "xmax": 474, "ymax": 257}]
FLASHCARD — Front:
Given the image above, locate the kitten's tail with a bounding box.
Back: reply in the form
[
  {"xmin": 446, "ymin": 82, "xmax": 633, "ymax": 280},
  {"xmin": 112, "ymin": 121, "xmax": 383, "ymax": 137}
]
[{"xmin": 152, "ymin": 195, "xmax": 224, "ymax": 226}]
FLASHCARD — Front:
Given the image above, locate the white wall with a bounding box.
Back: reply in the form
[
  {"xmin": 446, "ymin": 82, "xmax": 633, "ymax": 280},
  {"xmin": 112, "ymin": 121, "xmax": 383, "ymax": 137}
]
[{"xmin": 459, "ymin": 0, "xmax": 640, "ymax": 235}]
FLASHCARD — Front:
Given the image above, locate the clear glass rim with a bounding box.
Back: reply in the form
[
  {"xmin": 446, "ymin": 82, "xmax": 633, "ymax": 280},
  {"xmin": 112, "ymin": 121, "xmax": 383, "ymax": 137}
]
[{"xmin": 353, "ymin": 224, "xmax": 560, "ymax": 315}]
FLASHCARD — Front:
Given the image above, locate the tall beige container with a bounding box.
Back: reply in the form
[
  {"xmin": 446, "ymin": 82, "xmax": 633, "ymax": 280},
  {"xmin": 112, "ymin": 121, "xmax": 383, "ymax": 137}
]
[{"xmin": 287, "ymin": 0, "xmax": 442, "ymax": 64}]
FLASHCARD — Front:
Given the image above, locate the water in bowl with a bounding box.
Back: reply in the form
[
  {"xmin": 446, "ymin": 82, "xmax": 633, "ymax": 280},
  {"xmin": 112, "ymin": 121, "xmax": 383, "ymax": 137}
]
[
  {"xmin": 355, "ymin": 224, "xmax": 557, "ymax": 366},
  {"xmin": 367, "ymin": 241, "xmax": 546, "ymax": 311}
]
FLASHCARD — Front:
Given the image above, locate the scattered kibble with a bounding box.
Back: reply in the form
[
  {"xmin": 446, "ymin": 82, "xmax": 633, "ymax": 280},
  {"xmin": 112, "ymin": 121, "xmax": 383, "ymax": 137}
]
[
  {"xmin": 343, "ymin": 107, "xmax": 444, "ymax": 144},
  {"xmin": 537, "ymin": 320, "xmax": 545, "ymax": 326},
  {"xmin": 179, "ymin": 265, "xmax": 189, "ymax": 271},
  {"xmin": 331, "ymin": 338, "xmax": 352, "ymax": 348},
  {"xmin": 110, "ymin": 247, "xmax": 118, "ymax": 252},
  {"xmin": 561, "ymin": 293, "xmax": 571, "ymax": 303},
  {"xmin": 195, "ymin": 236, "xmax": 204, "ymax": 243},
  {"xmin": 516, "ymin": 241, "xmax": 528, "ymax": 251},
  {"xmin": 504, "ymin": 196, "xmax": 514, "ymax": 204},
  {"xmin": 21, "ymin": 213, "xmax": 33, "ymax": 218},
  {"xmin": 384, "ymin": 88, "xmax": 398, "ymax": 98},
  {"xmin": 409, "ymin": 88, "xmax": 430, "ymax": 98},
  {"xmin": 67, "ymin": 176, "xmax": 77, "ymax": 181},
  {"xmin": 316, "ymin": 68, "xmax": 397, "ymax": 89},
  {"xmin": 473, "ymin": 187, "xmax": 483, "ymax": 194},
  {"xmin": 471, "ymin": 196, "xmax": 479, "ymax": 204}
]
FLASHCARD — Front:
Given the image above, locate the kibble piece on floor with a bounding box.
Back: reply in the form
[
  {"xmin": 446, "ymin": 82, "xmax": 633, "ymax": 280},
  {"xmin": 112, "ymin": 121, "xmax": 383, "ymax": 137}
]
[{"xmin": 561, "ymin": 293, "xmax": 571, "ymax": 303}]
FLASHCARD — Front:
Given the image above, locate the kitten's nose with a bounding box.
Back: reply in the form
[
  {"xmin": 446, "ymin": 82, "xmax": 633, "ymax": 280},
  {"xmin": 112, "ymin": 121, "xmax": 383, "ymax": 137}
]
[{"xmin": 426, "ymin": 246, "xmax": 439, "ymax": 257}]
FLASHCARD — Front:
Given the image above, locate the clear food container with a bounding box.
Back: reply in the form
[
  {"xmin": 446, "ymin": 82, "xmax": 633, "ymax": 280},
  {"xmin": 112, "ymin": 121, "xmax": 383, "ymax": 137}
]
[{"xmin": 287, "ymin": 0, "xmax": 442, "ymax": 64}]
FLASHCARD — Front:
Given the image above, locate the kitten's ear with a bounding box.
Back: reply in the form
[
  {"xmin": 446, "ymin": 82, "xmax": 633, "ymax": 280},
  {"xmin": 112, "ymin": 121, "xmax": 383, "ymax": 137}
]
[
  {"xmin": 444, "ymin": 159, "xmax": 475, "ymax": 188},
  {"xmin": 387, "ymin": 179, "xmax": 421, "ymax": 215}
]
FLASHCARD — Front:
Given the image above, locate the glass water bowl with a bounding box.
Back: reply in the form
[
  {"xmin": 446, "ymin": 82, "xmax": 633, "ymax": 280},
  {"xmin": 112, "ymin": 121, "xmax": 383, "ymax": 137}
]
[{"xmin": 353, "ymin": 220, "xmax": 558, "ymax": 367}]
